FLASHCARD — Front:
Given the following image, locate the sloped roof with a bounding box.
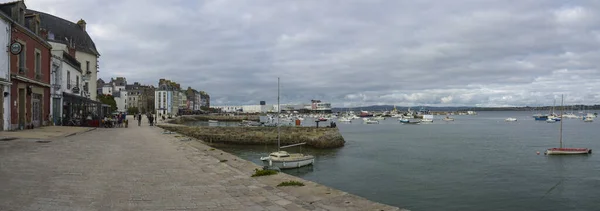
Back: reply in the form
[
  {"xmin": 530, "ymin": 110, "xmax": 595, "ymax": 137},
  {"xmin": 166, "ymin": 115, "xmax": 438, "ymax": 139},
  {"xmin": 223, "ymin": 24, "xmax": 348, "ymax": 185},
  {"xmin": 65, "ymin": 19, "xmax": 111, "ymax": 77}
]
[{"xmin": 27, "ymin": 9, "xmax": 100, "ymax": 56}]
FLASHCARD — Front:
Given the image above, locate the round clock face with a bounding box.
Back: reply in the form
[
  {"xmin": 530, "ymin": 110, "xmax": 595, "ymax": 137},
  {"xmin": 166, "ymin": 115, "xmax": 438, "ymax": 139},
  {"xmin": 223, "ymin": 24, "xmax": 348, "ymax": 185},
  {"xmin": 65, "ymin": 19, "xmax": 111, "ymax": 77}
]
[{"xmin": 10, "ymin": 42, "xmax": 22, "ymax": 55}]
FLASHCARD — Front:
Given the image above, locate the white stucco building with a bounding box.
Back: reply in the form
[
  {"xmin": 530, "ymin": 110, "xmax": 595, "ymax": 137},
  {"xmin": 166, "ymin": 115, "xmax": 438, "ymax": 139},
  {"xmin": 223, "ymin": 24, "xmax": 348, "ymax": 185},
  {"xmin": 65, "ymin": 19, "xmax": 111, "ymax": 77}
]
[
  {"xmin": 49, "ymin": 42, "xmax": 85, "ymax": 124},
  {"xmin": 155, "ymin": 87, "xmax": 175, "ymax": 117},
  {"xmin": 114, "ymin": 90, "xmax": 128, "ymax": 112},
  {"xmin": 32, "ymin": 10, "xmax": 100, "ymax": 100},
  {"xmin": 0, "ymin": 14, "xmax": 11, "ymax": 130}
]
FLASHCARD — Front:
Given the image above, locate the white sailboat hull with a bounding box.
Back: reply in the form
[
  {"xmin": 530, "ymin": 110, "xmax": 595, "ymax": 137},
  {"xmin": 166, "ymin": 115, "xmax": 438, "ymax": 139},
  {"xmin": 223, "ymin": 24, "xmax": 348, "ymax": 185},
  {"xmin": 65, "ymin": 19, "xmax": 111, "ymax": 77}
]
[{"xmin": 261, "ymin": 156, "xmax": 315, "ymax": 169}]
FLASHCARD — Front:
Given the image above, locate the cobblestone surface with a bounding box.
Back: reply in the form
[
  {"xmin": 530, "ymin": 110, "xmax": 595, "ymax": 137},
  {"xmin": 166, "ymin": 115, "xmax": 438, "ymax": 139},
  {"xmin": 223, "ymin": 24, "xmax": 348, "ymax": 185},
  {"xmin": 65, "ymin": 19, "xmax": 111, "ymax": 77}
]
[{"xmin": 0, "ymin": 120, "xmax": 403, "ymax": 211}]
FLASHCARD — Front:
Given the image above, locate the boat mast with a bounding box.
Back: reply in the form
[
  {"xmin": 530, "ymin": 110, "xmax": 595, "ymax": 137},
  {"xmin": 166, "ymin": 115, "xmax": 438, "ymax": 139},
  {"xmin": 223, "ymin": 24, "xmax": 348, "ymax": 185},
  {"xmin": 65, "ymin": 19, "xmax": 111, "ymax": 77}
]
[
  {"xmin": 277, "ymin": 77, "xmax": 280, "ymax": 152},
  {"xmin": 559, "ymin": 95, "xmax": 564, "ymax": 148}
]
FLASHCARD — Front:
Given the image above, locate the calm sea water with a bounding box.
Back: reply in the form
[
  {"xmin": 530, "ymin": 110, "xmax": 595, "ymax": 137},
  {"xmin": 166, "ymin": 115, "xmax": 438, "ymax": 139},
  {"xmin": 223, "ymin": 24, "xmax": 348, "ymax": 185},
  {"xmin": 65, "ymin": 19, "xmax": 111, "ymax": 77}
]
[{"xmin": 197, "ymin": 111, "xmax": 600, "ymax": 211}]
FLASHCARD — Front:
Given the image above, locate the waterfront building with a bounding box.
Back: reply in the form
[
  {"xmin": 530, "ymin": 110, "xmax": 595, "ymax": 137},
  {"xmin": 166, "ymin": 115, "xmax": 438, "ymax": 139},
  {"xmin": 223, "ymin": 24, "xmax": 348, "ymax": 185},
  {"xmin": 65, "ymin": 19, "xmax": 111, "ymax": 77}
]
[
  {"xmin": 29, "ymin": 9, "xmax": 100, "ymax": 101},
  {"xmin": 126, "ymin": 82, "xmax": 155, "ymax": 113},
  {"xmin": 1, "ymin": 1, "xmax": 52, "ymax": 129},
  {"xmin": 200, "ymin": 91, "xmax": 210, "ymax": 108},
  {"xmin": 0, "ymin": 11, "xmax": 10, "ymax": 130},
  {"xmin": 154, "ymin": 79, "xmax": 179, "ymax": 117}
]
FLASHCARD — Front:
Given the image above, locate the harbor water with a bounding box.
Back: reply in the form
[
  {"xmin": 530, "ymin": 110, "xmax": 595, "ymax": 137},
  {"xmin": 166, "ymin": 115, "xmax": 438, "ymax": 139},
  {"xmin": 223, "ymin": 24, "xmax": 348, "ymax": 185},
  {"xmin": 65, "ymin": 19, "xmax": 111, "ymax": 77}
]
[{"xmin": 196, "ymin": 111, "xmax": 600, "ymax": 211}]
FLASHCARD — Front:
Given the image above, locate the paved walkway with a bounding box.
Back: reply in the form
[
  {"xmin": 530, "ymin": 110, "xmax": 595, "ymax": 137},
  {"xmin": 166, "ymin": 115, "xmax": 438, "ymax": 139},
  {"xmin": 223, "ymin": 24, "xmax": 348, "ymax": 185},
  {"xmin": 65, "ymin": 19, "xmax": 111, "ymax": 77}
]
[
  {"xmin": 0, "ymin": 119, "xmax": 402, "ymax": 211},
  {"xmin": 0, "ymin": 126, "xmax": 94, "ymax": 140}
]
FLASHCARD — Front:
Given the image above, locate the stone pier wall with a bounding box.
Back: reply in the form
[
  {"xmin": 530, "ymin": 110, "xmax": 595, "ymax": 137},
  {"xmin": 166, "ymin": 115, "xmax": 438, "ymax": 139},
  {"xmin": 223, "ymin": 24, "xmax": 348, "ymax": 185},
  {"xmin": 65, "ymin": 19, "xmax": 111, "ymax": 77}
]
[{"xmin": 157, "ymin": 124, "xmax": 345, "ymax": 149}]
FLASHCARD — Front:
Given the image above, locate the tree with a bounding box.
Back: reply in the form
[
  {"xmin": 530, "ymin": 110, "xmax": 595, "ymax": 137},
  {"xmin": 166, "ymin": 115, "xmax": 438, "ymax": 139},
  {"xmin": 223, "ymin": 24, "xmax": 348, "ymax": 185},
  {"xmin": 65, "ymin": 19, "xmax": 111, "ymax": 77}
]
[
  {"xmin": 127, "ymin": 107, "xmax": 139, "ymax": 114},
  {"xmin": 97, "ymin": 94, "xmax": 117, "ymax": 112}
]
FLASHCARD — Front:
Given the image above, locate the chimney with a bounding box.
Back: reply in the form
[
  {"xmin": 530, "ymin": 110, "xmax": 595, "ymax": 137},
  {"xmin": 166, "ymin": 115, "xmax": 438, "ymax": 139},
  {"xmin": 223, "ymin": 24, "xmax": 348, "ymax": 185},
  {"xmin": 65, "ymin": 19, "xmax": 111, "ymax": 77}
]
[{"xmin": 77, "ymin": 19, "xmax": 86, "ymax": 31}]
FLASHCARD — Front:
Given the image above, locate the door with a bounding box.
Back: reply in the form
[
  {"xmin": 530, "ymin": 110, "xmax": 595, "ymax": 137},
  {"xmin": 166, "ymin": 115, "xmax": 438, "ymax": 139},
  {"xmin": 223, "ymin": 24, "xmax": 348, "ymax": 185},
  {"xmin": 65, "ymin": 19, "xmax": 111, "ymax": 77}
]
[
  {"xmin": 52, "ymin": 98, "xmax": 61, "ymax": 125},
  {"xmin": 32, "ymin": 94, "xmax": 42, "ymax": 127},
  {"xmin": 18, "ymin": 88, "xmax": 25, "ymax": 129},
  {"xmin": 0, "ymin": 86, "xmax": 3, "ymax": 130}
]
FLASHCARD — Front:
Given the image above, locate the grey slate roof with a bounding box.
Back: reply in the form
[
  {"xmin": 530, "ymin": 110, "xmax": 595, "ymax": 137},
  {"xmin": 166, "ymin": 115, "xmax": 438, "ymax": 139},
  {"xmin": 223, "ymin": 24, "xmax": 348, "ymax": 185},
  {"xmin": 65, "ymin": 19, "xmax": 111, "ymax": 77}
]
[{"xmin": 26, "ymin": 9, "xmax": 100, "ymax": 56}]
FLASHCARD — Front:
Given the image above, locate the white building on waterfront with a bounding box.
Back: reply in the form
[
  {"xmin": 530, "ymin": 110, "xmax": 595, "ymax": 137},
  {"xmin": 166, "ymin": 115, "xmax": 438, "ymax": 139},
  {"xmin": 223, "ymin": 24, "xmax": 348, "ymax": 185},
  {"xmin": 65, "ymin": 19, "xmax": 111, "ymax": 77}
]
[
  {"xmin": 0, "ymin": 14, "xmax": 10, "ymax": 130},
  {"xmin": 154, "ymin": 84, "xmax": 176, "ymax": 117}
]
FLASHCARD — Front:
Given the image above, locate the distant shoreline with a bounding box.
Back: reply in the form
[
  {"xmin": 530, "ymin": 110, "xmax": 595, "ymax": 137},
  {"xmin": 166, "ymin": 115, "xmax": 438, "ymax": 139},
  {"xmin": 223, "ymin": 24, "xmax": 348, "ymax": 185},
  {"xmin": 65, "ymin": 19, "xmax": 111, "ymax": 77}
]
[{"xmin": 333, "ymin": 105, "xmax": 600, "ymax": 112}]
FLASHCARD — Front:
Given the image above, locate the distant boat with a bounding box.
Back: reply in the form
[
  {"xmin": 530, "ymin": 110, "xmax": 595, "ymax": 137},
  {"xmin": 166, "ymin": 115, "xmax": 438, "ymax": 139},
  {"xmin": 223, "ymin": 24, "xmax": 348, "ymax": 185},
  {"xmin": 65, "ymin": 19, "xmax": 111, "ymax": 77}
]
[
  {"xmin": 362, "ymin": 118, "xmax": 379, "ymax": 124},
  {"xmin": 546, "ymin": 119, "xmax": 556, "ymax": 123},
  {"xmin": 533, "ymin": 114, "xmax": 548, "ymax": 121},
  {"xmin": 545, "ymin": 95, "xmax": 592, "ymax": 155},
  {"xmin": 442, "ymin": 116, "xmax": 454, "ymax": 121},
  {"xmin": 318, "ymin": 117, "xmax": 328, "ymax": 121},
  {"xmin": 338, "ymin": 117, "xmax": 352, "ymax": 123},
  {"xmin": 505, "ymin": 118, "xmax": 517, "ymax": 122},
  {"xmin": 372, "ymin": 116, "xmax": 386, "ymax": 120},
  {"xmin": 421, "ymin": 115, "xmax": 434, "ymax": 123},
  {"xmin": 583, "ymin": 116, "xmax": 593, "ymax": 122},
  {"xmin": 360, "ymin": 111, "xmax": 374, "ymax": 117}
]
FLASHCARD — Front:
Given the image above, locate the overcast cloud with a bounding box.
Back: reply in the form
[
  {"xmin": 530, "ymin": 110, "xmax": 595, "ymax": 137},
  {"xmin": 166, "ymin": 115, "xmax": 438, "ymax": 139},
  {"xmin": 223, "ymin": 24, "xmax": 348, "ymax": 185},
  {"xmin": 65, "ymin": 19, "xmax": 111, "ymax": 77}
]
[{"xmin": 26, "ymin": 0, "xmax": 600, "ymax": 107}]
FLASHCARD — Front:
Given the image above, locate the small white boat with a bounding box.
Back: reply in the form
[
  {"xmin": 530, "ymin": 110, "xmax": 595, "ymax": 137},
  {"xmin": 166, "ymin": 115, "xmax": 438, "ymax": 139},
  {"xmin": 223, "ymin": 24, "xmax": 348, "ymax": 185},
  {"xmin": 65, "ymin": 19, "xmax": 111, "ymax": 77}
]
[
  {"xmin": 421, "ymin": 118, "xmax": 433, "ymax": 123},
  {"xmin": 562, "ymin": 113, "xmax": 579, "ymax": 119},
  {"xmin": 546, "ymin": 119, "xmax": 556, "ymax": 123},
  {"xmin": 363, "ymin": 118, "xmax": 379, "ymax": 124},
  {"xmin": 583, "ymin": 116, "xmax": 593, "ymax": 122},
  {"xmin": 261, "ymin": 151, "xmax": 315, "ymax": 169},
  {"xmin": 372, "ymin": 116, "xmax": 386, "ymax": 120},
  {"xmin": 442, "ymin": 116, "xmax": 454, "ymax": 121},
  {"xmin": 338, "ymin": 117, "xmax": 352, "ymax": 122},
  {"xmin": 504, "ymin": 118, "xmax": 517, "ymax": 122},
  {"xmin": 208, "ymin": 120, "xmax": 218, "ymax": 123}
]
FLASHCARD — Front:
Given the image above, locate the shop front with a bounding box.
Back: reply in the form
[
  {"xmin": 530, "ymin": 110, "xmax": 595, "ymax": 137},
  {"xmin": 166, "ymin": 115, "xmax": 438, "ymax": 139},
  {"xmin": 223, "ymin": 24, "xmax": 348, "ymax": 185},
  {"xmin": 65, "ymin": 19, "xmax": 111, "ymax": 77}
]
[{"xmin": 62, "ymin": 92, "xmax": 109, "ymax": 127}]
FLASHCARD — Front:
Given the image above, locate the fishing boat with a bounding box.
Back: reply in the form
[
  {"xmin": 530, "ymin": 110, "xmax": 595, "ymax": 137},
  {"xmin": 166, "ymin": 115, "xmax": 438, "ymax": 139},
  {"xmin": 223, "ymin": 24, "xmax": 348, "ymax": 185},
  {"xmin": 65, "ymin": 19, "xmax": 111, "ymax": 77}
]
[
  {"xmin": 533, "ymin": 114, "xmax": 549, "ymax": 121},
  {"xmin": 260, "ymin": 78, "xmax": 315, "ymax": 169},
  {"xmin": 401, "ymin": 119, "xmax": 421, "ymax": 125},
  {"xmin": 505, "ymin": 118, "xmax": 517, "ymax": 122},
  {"xmin": 544, "ymin": 95, "xmax": 592, "ymax": 155},
  {"xmin": 359, "ymin": 111, "xmax": 374, "ymax": 117},
  {"xmin": 421, "ymin": 115, "xmax": 434, "ymax": 123}
]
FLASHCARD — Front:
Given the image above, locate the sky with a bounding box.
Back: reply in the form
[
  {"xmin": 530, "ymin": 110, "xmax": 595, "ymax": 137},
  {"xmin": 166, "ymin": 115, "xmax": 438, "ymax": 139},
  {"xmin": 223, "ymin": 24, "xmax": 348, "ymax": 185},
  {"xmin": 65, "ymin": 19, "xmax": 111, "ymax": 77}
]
[{"xmin": 25, "ymin": 0, "xmax": 600, "ymax": 107}]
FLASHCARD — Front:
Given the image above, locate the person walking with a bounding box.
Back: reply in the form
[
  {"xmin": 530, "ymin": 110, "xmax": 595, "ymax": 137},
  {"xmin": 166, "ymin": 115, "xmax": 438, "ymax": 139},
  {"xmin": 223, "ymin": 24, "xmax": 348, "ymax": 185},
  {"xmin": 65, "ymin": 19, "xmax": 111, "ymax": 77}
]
[{"xmin": 138, "ymin": 113, "xmax": 142, "ymax": 126}]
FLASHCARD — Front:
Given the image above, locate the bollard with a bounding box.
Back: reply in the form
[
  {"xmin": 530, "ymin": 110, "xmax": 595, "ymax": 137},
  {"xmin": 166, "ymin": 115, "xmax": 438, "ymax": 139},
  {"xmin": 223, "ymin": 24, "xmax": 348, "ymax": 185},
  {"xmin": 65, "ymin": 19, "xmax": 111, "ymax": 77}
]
[{"xmin": 315, "ymin": 120, "xmax": 320, "ymax": 128}]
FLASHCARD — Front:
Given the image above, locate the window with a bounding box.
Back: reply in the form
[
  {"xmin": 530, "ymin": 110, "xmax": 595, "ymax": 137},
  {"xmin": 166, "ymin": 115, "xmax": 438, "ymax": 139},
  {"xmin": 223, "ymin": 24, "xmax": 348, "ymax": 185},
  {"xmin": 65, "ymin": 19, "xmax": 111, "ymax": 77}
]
[
  {"xmin": 76, "ymin": 76, "xmax": 79, "ymax": 87},
  {"xmin": 67, "ymin": 71, "xmax": 71, "ymax": 89},
  {"xmin": 86, "ymin": 61, "xmax": 90, "ymax": 72},
  {"xmin": 18, "ymin": 43, "xmax": 25, "ymax": 73},
  {"xmin": 35, "ymin": 51, "xmax": 41, "ymax": 79}
]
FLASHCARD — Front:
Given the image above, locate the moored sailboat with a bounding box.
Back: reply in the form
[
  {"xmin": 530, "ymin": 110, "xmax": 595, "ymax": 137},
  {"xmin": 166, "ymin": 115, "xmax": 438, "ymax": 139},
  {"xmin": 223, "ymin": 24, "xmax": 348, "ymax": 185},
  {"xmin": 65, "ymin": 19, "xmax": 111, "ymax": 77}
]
[
  {"xmin": 260, "ymin": 78, "xmax": 315, "ymax": 169},
  {"xmin": 544, "ymin": 95, "xmax": 592, "ymax": 155}
]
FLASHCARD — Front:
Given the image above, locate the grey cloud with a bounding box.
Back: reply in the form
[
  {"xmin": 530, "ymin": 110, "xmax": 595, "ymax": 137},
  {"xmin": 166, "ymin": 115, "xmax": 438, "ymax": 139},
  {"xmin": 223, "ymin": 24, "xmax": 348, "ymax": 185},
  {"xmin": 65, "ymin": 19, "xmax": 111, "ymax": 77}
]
[{"xmin": 26, "ymin": 0, "xmax": 600, "ymax": 107}]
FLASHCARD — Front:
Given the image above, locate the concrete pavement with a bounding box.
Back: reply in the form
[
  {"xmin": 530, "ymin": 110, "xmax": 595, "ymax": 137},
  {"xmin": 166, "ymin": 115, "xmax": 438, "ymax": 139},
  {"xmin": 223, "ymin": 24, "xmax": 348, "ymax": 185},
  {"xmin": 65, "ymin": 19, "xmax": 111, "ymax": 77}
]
[
  {"xmin": 0, "ymin": 119, "xmax": 403, "ymax": 211},
  {"xmin": 0, "ymin": 126, "xmax": 95, "ymax": 140}
]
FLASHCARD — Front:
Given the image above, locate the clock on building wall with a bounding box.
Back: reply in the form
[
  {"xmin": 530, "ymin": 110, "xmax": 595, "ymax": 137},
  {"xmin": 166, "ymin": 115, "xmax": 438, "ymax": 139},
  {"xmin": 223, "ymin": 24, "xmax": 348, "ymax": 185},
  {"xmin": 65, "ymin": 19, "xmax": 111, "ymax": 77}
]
[{"xmin": 10, "ymin": 42, "xmax": 22, "ymax": 55}]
